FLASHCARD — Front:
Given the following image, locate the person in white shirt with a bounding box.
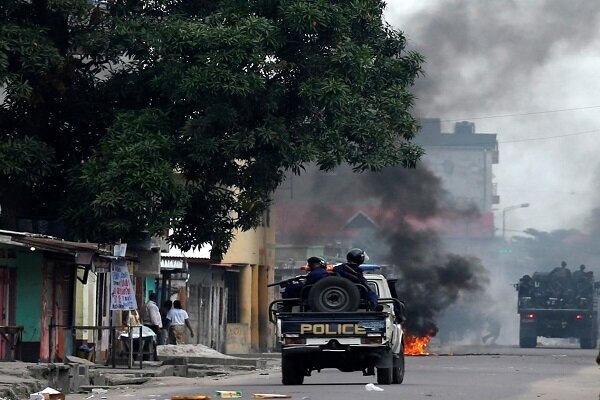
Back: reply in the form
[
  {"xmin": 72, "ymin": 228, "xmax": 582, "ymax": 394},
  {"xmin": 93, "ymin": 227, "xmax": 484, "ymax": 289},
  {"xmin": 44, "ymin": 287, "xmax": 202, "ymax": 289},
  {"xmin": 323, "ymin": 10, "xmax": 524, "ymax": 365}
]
[
  {"xmin": 167, "ymin": 300, "xmax": 194, "ymax": 344},
  {"xmin": 143, "ymin": 292, "xmax": 162, "ymax": 336}
]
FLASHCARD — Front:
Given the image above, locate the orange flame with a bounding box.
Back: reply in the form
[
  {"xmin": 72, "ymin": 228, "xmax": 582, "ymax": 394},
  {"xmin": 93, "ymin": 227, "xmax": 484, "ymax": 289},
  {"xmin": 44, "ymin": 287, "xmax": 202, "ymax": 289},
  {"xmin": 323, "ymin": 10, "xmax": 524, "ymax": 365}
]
[{"xmin": 404, "ymin": 334, "xmax": 432, "ymax": 356}]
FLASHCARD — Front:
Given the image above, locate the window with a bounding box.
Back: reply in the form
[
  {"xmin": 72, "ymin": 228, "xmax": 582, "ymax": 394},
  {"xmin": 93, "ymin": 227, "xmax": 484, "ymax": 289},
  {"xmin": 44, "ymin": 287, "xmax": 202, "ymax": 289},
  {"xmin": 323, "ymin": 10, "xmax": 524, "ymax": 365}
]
[{"xmin": 367, "ymin": 281, "xmax": 379, "ymax": 296}]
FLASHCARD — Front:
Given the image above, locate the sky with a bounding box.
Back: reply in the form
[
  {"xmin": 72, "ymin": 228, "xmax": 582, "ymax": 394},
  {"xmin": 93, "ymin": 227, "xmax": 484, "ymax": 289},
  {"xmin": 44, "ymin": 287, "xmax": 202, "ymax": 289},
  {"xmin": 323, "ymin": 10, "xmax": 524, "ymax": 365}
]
[{"xmin": 384, "ymin": 0, "xmax": 600, "ymax": 236}]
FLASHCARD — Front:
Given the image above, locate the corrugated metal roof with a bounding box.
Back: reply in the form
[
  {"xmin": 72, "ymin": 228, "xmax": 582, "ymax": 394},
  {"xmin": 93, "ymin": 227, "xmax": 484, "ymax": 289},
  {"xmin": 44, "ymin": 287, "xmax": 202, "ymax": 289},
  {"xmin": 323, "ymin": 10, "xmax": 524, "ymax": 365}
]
[
  {"xmin": 0, "ymin": 235, "xmax": 27, "ymax": 247},
  {"xmin": 0, "ymin": 230, "xmax": 104, "ymax": 255}
]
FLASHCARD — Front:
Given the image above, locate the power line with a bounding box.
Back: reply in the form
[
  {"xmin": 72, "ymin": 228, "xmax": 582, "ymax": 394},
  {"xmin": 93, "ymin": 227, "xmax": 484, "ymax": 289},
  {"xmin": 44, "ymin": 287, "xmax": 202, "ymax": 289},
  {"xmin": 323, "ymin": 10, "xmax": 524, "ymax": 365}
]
[
  {"xmin": 499, "ymin": 128, "xmax": 600, "ymax": 144},
  {"xmin": 420, "ymin": 105, "xmax": 600, "ymax": 123}
]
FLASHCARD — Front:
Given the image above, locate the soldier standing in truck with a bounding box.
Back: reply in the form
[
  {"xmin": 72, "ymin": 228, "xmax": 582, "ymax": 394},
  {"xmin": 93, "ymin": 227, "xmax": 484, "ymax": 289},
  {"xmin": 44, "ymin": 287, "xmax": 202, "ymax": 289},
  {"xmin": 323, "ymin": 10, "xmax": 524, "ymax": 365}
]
[
  {"xmin": 333, "ymin": 248, "xmax": 379, "ymax": 307},
  {"xmin": 573, "ymin": 264, "xmax": 586, "ymax": 281}
]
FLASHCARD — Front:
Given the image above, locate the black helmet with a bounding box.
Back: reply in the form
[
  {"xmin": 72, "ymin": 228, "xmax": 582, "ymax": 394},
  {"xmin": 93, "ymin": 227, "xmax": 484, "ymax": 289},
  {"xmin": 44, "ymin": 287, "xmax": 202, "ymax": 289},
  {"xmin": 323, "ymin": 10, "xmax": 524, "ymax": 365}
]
[
  {"xmin": 307, "ymin": 256, "xmax": 326, "ymax": 268},
  {"xmin": 346, "ymin": 248, "xmax": 366, "ymax": 265}
]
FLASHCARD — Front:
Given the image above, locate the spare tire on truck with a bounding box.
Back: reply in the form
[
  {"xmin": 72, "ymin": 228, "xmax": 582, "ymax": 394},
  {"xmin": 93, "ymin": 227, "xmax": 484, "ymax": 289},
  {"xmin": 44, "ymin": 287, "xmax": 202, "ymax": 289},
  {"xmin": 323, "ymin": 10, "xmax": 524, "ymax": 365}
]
[{"xmin": 308, "ymin": 276, "xmax": 360, "ymax": 312}]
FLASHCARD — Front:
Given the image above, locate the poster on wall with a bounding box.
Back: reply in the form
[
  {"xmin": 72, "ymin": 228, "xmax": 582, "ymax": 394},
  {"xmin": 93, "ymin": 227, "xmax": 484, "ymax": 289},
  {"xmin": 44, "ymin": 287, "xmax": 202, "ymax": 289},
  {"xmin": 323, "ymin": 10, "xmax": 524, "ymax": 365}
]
[{"xmin": 110, "ymin": 260, "xmax": 138, "ymax": 311}]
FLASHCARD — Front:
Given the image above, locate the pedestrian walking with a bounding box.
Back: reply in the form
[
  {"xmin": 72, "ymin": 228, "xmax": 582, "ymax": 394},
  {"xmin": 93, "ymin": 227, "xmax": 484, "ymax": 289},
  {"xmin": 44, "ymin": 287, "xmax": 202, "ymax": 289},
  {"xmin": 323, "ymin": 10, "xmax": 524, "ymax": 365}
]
[
  {"xmin": 160, "ymin": 300, "xmax": 172, "ymax": 345},
  {"xmin": 142, "ymin": 293, "xmax": 162, "ymax": 360},
  {"xmin": 143, "ymin": 293, "xmax": 162, "ymax": 336},
  {"xmin": 167, "ymin": 300, "xmax": 194, "ymax": 344}
]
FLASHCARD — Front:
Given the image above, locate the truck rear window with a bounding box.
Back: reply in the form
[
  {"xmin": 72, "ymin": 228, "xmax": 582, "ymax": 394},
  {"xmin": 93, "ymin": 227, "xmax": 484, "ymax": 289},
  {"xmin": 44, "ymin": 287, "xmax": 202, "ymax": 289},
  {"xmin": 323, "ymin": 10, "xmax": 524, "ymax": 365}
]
[{"xmin": 367, "ymin": 281, "xmax": 379, "ymax": 295}]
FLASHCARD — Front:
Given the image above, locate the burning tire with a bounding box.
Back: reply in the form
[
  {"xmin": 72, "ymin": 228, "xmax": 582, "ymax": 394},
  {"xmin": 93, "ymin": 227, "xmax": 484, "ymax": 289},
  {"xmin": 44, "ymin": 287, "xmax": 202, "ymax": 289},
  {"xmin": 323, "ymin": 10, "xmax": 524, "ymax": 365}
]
[
  {"xmin": 308, "ymin": 277, "xmax": 360, "ymax": 312},
  {"xmin": 282, "ymin": 355, "xmax": 304, "ymax": 385}
]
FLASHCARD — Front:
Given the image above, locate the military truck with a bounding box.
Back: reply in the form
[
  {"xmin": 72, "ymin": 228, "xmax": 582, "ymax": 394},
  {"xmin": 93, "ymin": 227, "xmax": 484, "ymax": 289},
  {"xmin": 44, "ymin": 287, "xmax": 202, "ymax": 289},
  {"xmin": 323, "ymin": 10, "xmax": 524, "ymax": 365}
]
[
  {"xmin": 269, "ymin": 267, "xmax": 406, "ymax": 385},
  {"xmin": 515, "ymin": 269, "xmax": 598, "ymax": 348}
]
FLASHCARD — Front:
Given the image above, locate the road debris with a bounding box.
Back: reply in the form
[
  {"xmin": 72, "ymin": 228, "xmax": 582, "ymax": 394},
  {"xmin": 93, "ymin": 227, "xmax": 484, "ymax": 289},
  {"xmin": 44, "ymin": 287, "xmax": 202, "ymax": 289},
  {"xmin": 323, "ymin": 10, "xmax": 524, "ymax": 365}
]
[
  {"xmin": 30, "ymin": 387, "xmax": 65, "ymax": 400},
  {"xmin": 365, "ymin": 383, "xmax": 384, "ymax": 392},
  {"xmin": 215, "ymin": 391, "xmax": 242, "ymax": 398}
]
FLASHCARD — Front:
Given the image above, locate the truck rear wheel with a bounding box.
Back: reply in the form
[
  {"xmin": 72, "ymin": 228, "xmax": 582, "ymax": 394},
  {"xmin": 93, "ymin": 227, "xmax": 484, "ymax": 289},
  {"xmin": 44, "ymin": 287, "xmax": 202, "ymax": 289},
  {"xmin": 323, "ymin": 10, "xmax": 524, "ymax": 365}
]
[
  {"xmin": 580, "ymin": 334, "xmax": 597, "ymax": 349},
  {"xmin": 308, "ymin": 277, "xmax": 360, "ymax": 312},
  {"xmin": 282, "ymin": 355, "xmax": 304, "ymax": 385},
  {"xmin": 376, "ymin": 367, "xmax": 393, "ymax": 385},
  {"xmin": 519, "ymin": 335, "xmax": 537, "ymax": 348},
  {"xmin": 519, "ymin": 321, "xmax": 536, "ymax": 348},
  {"xmin": 392, "ymin": 346, "xmax": 405, "ymax": 384},
  {"xmin": 581, "ymin": 319, "xmax": 599, "ymax": 349}
]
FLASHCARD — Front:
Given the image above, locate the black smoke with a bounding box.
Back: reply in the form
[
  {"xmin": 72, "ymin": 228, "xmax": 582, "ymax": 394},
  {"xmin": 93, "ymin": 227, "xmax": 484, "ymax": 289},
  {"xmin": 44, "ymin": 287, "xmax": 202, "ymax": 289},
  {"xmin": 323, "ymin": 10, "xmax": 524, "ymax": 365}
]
[
  {"xmin": 275, "ymin": 164, "xmax": 490, "ymax": 336},
  {"xmin": 359, "ymin": 167, "xmax": 488, "ymax": 336}
]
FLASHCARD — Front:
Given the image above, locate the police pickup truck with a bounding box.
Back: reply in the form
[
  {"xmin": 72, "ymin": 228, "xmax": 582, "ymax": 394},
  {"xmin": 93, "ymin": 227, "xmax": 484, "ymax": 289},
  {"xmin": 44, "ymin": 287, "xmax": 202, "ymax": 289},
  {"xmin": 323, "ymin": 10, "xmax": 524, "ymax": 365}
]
[{"xmin": 269, "ymin": 266, "xmax": 406, "ymax": 385}]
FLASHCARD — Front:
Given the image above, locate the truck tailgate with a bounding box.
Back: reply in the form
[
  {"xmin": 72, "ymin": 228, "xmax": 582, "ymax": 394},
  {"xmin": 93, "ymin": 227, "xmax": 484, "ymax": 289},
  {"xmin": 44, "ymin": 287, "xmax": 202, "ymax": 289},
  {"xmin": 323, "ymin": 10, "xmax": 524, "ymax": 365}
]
[{"xmin": 279, "ymin": 312, "xmax": 387, "ymax": 337}]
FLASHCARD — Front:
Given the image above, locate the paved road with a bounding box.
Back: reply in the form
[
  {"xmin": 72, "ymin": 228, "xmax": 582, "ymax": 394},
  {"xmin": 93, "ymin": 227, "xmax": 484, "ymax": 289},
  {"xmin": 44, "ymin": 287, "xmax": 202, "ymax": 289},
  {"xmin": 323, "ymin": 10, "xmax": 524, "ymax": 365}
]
[{"xmin": 67, "ymin": 346, "xmax": 599, "ymax": 400}]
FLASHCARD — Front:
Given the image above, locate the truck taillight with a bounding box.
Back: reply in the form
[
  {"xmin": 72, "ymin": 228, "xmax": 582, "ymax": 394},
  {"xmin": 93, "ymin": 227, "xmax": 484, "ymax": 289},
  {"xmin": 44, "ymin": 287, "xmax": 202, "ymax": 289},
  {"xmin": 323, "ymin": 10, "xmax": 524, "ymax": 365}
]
[
  {"xmin": 283, "ymin": 337, "xmax": 306, "ymax": 345},
  {"xmin": 576, "ymin": 314, "xmax": 585, "ymax": 319},
  {"xmin": 522, "ymin": 313, "xmax": 534, "ymax": 319},
  {"xmin": 361, "ymin": 337, "xmax": 383, "ymax": 344}
]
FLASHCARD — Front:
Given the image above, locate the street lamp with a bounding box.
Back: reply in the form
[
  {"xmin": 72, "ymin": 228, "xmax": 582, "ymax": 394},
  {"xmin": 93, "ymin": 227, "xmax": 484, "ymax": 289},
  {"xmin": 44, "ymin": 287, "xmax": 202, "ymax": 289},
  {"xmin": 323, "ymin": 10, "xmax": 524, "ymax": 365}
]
[{"xmin": 502, "ymin": 203, "xmax": 530, "ymax": 240}]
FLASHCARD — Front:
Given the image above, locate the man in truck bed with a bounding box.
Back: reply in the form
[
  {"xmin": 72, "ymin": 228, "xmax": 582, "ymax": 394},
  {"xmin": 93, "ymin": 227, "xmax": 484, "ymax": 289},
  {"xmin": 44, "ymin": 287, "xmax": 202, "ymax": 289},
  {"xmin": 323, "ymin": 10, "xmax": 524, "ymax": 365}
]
[
  {"xmin": 282, "ymin": 257, "xmax": 329, "ymax": 300},
  {"xmin": 333, "ymin": 248, "xmax": 379, "ymax": 307}
]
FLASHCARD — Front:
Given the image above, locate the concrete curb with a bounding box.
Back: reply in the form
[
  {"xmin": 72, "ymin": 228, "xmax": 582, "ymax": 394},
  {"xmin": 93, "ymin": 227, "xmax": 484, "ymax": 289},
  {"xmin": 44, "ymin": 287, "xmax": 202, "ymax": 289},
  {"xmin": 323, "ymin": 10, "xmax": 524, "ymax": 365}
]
[{"xmin": 158, "ymin": 356, "xmax": 267, "ymax": 368}]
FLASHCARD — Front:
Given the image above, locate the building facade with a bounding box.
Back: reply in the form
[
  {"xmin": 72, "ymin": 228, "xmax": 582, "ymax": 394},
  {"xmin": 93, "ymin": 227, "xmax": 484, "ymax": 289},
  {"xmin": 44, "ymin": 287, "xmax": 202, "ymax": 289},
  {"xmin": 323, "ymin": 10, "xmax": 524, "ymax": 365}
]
[{"xmin": 416, "ymin": 119, "xmax": 499, "ymax": 212}]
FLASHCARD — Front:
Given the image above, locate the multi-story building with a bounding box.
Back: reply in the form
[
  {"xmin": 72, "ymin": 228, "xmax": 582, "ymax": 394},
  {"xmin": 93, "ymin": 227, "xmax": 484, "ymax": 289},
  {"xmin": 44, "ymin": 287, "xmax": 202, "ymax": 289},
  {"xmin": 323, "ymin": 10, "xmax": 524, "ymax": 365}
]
[{"xmin": 416, "ymin": 118, "xmax": 499, "ymax": 212}]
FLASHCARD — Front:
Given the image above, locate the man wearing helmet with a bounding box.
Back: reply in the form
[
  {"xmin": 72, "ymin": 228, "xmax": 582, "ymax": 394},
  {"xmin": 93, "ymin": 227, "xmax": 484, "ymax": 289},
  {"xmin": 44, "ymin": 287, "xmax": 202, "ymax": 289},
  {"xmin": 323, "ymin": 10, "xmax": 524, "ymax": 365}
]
[
  {"xmin": 333, "ymin": 248, "xmax": 379, "ymax": 307},
  {"xmin": 282, "ymin": 256, "xmax": 330, "ymax": 299},
  {"xmin": 305, "ymin": 256, "xmax": 330, "ymax": 284}
]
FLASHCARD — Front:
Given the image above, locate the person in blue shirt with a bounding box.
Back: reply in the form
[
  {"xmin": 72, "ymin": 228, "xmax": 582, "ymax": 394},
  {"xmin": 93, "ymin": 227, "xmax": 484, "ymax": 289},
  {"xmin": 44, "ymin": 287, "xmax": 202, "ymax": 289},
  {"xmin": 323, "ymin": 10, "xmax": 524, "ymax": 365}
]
[
  {"xmin": 305, "ymin": 256, "xmax": 330, "ymax": 285},
  {"xmin": 282, "ymin": 257, "xmax": 329, "ymax": 300},
  {"xmin": 333, "ymin": 248, "xmax": 379, "ymax": 308}
]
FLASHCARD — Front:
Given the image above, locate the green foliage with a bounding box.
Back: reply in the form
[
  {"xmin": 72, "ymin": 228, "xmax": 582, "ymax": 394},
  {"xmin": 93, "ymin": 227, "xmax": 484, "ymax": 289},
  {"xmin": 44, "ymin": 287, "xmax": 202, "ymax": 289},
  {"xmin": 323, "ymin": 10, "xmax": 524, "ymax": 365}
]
[
  {"xmin": 64, "ymin": 110, "xmax": 187, "ymax": 242},
  {"xmin": 0, "ymin": 0, "xmax": 423, "ymax": 252},
  {"xmin": 0, "ymin": 137, "xmax": 55, "ymax": 185}
]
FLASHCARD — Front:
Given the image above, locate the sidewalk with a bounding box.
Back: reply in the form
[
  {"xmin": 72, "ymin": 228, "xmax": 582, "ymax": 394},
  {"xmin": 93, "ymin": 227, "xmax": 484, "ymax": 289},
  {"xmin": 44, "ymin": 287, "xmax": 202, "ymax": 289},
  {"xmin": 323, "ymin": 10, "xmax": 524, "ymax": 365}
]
[
  {"xmin": 0, "ymin": 346, "xmax": 280, "ymax": 399},
  {"xmin": 0, "ymin": 362, "xmax": 44, "ymax": 400},
  {"xmin": 156, "ymin": 344, "xmax": 274, "ymax": 369}
]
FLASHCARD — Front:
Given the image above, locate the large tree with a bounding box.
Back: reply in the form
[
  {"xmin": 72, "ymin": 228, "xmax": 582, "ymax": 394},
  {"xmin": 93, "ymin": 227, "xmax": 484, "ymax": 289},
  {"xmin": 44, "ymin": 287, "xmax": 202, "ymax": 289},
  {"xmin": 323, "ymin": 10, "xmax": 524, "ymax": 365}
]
[{"xmin": 0, "ymin": 0, "xmax": 423, "ymax": 254}]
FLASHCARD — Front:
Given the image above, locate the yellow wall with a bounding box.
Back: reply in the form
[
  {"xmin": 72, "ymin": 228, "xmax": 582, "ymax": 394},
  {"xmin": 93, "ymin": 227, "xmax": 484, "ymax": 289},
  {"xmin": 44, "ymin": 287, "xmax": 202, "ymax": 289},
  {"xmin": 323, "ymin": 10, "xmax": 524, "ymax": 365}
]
[
  {"xmin": 225, "ymin": 323, "xmax": 250, "ymax": 354},
  {"xmin": 222, "ymin": 227, "xmax": 274, "ymax": 266},
  {"xmin": 222, "ymin": 209, "xmax": 276, "ymax": 352}
]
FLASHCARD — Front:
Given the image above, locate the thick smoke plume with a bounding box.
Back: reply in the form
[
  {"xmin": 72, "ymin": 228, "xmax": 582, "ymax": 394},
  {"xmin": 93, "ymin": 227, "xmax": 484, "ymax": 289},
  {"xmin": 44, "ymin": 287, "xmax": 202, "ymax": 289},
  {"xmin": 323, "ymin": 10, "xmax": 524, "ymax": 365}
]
[
  {"xmin": 275, "ymin": 165, "xmax": 489, "ymax": 336},
  {"xmin": 394, "ymin": 255, "xmax": 487, "ymax": 336},
  {"xmin": 359, "ymin": 167, "xmax": 488, "ymax": 336}
]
